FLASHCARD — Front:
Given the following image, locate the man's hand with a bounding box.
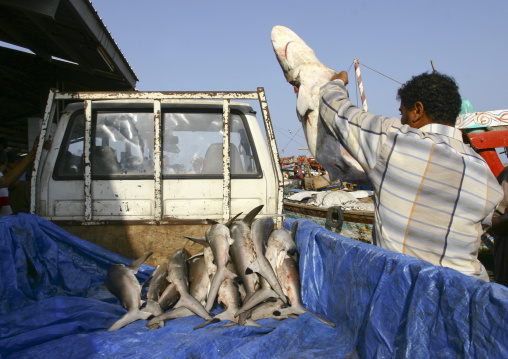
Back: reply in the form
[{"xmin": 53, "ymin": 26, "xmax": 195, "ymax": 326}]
[
  {"xmin": 331, "ymin": 71, "xmax": 348, "ymax": 85},
  {"xmin": 31, "ymin": 134, "xmax": 51, "ymax": 154}
]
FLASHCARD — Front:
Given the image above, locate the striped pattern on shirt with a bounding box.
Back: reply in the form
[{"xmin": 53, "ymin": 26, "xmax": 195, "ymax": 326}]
[{"xmin": 319, "ymin": 80, "xmax": 503, "ymax": 281}]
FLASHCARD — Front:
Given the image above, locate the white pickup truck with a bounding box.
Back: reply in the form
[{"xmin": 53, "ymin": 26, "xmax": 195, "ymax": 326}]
[{"xmin": 31, "ymin": 89, "xmax": 283, "ymax": 265}]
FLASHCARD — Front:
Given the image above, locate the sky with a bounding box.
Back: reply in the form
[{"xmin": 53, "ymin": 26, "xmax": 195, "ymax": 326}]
[{"xmin": 92, "ymin": 0, "xmax": 508, "ymax": 158}]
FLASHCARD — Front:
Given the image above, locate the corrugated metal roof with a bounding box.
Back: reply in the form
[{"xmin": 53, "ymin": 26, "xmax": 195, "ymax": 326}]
[{"xmin": 0, "ymin": 0, "xmax": 138, "ymax": 151}]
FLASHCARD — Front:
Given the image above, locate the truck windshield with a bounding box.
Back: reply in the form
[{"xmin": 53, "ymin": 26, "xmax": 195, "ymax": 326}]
[{"xmin": 54, "ymin": 109, "xmax": 259, "ymax": 179}]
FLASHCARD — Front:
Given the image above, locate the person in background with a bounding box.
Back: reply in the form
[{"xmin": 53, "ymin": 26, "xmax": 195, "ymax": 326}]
[
  {"xmin": 0, "ymin": 149, "xmax": 13, "ymax": 216},
  {"xmin": 273, "ymin": 27, "xmax": 503, "ymax": 281},
  {"xmin": 0, "ymin": 134, "xmax": 51, "ymax": 215},
  {"xmin": 488, "ymin": 166, "xmax": 508, "ymax": 286},
  {"xmin": 188, "ymin": 154, "xmax": 203, "ymax": 174}
]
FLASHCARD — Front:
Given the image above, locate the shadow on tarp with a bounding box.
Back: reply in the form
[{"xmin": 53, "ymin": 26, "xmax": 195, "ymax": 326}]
[{"xmin": 0, "ymin": 214, "xmax": 507, "ymax": 358}]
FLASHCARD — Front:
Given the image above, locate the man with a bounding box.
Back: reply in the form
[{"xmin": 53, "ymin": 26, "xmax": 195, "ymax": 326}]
[
  {"xmin": 0, "ymin": 135, "xmax": 51, "ymax": 216},
  {"xmin": 272, "ymin": 26, "xmax": 503, "ymax": 281}
]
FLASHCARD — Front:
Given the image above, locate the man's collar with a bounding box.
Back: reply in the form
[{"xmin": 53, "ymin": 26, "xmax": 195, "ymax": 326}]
[{"xmin": 419, "ymin": 123, "xmax": 463, "ymax": 141}]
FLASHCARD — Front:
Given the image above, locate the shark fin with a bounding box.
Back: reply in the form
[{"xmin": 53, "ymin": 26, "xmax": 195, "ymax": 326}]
[
  {"xmin": 128, "ymin": 252, "xmax": 153, "ymax": 274},
  {"xmin": 242, "ymin": 205, "xmax": 264, "ymax": 227},
  {"xmin": 184, "ymin": 236, "xmax": 209, "ymax": 247}
]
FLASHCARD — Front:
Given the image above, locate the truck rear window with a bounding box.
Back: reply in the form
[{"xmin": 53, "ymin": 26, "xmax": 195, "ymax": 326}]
[{"xmin": 53, "ymin": 109, "xmax": 260, "ymax": 179}]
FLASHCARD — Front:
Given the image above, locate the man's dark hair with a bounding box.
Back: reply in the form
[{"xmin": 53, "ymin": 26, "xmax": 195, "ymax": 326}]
[{"xmin": 396, "ymin": 72, "xmax": 462, "ymax": 125}]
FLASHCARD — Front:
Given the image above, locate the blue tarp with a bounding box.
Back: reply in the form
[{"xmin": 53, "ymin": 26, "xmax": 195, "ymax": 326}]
[{"xmin": 1, "ymin": 214, "xmax": 507, "ymax": 358}]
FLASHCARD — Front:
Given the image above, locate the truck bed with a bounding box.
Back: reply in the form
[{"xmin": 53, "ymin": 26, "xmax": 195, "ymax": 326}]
[{"xmin": 1, "ymin": 214, "xmax": 507, "ymax": 358}]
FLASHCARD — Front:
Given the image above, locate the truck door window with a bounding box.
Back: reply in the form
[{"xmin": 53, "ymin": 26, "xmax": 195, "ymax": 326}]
[
  {"xmin": 95, "ymin": 112, "xmax": 154, "ymax": 176},
  {"xmin": 54, "ymin": 113, "xmax": 85, "ymax": 178},
  {"xmin": 54, "ymin": 111, "xmax": 154, "ymax": 179},
  {"xmin": 162, "ymin": 111, "xmax": 259, "ymax": 176}
]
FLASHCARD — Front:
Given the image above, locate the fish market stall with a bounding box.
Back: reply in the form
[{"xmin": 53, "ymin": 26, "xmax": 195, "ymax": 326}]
[{"xmin": 1, "ymin": 213, "xmax": 507, "ymax": 358}]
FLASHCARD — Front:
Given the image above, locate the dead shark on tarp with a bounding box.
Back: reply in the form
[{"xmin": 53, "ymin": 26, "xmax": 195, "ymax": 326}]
[
  {"xmin": 105, "ymin": 252, "xmax": 154, "ymax": 331},
  {"xmin": 184, "ymin": 213, "xmax": 241, "ymax": 313},
  {"xmin": 147, "ymin": 251, "xmax": 212, "ymax": 329},
  {"xmin": 164, "ymin": 248, "xmax": 216, "ymax": 323}
]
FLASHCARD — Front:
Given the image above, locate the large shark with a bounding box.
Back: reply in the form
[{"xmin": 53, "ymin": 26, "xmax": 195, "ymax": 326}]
[
  {"xmin": 185, "ymin": 214, "xmax": 241, "ymax": 312},
  {"xmin": 245, "ymin": 216, "xmax": 287, "ymax": 304},
  {"xmin": 229, "ymin": 205, "xmax": 264, "ymax": 300},
  {"xmin": 237, "ymin": 224, "xmax": 298, "ymax": 316},
  {"xmin": 202, "ymin": 223, "xmax": 238, "ymax": 312},
  {"xmin": 105, "ymin": 252, "xmax": 154, "ymax": 331},
  {"xmin": 165, "ymin": 248, "xmax": 214, "ymax": 321},
  {"xmin": 236, "ymin": 217, "xmax": 291, "ymax": 316},
  {"xmin": 271, "ymin": 25, "xmax": 368, "ymax": 185},
  {"xmin": 147, "ymin": 252, "xmax": 213, "ymax": 328}
]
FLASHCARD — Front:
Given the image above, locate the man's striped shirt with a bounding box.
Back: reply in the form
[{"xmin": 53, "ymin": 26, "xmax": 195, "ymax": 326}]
[{"xmin": 319, "ymin": 80, "xmax": 503, "ymax": 281}]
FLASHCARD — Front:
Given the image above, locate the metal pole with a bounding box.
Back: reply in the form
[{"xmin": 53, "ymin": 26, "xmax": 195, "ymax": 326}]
[
  {"xmin": 154, "ymin": 99, "xmax": 162, "ymax": 221},
  {"xmin": 257, "ymin": 87, "xmax": 284, "ymax": 228},
  {"xmin": 222, "ymin": 99, "xmax": 231, "ymax": 222},
  {"xmin": 84, "ymin": 100, "xmax": 93, "ymax": 221},
  {"xmin": 30, "ymin": 89, "xmax": 55, "ymax": 213},
  {"xmin": 354, "ymin": 58, "xmax": 368, "ymax": 112}
]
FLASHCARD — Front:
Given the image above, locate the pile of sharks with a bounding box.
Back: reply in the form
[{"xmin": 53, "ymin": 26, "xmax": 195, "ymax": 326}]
[{"xmin": 104, "ymin": 205, "xmax": 335, "ymax": 331}]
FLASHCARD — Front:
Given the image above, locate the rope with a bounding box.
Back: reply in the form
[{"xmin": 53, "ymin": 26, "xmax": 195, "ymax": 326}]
[
  {"xmin": 357, "ymin": 61, "xmax": 403, "ymax": 85},
  {"xmin": 280, "ymin": 126, "xmax": 308, "ymax": 154}
]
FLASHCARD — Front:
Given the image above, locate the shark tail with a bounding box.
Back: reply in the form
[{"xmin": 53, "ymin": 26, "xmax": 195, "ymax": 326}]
[
  {"xmin": 179, "ymin": 292, "xmax": 213, "ymax": 320},
  {"xmin": 205, "ymin": 266, "xmax": 237, "ymax": 312},
  {"xmin": 239, "ymin": 316, "xmax": 262, "ymax": 327},
  {"xmin": 235, "ymin": 287, "xmax": 279, "ymax": 317},
  {"xmin": 146, "ymin": 306, "xmax": 195, "ymax": 328},
  {"xmin": 107, "ymin": 309, "xmax": 152, "ymax": 331},
  {"xmin": 246, "ymin": 258, "xmax": 288, "ymax": 305}
]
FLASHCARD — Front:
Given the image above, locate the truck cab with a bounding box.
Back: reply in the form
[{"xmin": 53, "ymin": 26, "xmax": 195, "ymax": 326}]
[{"xmin": 34, "ymin": 89, "xmax": 283, "ymax": 265}]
